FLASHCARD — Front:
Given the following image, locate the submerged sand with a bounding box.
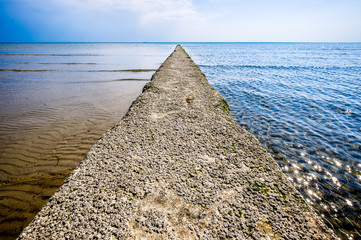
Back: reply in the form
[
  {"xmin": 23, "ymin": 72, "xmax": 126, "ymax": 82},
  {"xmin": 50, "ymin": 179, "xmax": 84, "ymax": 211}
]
[{"xmin": 0, "ymin": 81, "xmax": 146, "ymax": 239}]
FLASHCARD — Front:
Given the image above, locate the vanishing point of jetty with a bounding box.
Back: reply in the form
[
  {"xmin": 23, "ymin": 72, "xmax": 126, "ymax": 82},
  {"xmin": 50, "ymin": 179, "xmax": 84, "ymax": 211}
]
[{"xmin": 19, "ymin": 45, "xmax": 335, "ymax": 239}]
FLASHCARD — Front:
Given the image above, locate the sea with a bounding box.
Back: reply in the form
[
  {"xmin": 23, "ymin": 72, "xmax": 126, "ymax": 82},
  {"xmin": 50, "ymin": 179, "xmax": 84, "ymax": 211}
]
[
  {"xmin": 0, "ymin": 43, "xmax": 175, "ymax": 239},
  {"xmin": 1, "ymin": 43, "xmax": 360, "ymax": 239},
  {"xmin": 183, "ymin": 42, "xmax": 361, "ymax": 239}
]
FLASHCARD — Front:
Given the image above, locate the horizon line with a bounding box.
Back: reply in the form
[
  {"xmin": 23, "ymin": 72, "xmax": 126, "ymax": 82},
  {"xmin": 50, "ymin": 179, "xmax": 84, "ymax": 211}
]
[{"xmin": 1, "ymin": 41, "xmax": 361, "ymax": 44}]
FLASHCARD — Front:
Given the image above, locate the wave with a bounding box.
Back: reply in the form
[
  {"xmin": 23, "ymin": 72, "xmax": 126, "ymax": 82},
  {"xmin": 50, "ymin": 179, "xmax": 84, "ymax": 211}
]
[
  {"xmin": 0, "ymin": 69, "xmax": 157, "ymax": 73},
  {"xmin": 0, "ymin": 53, "xmax": 104, "ymax": 56},
  {"xmin": 198, "ymin": 64, "xmax": 361, "ymax": 71},
  {"xmin": 59, "ymin": 79, "xmax": 150, "ymax": 84},
  {"xmin": 9, "ymin": 62, "xmax": 99, "ymax": 65},
  {"xmin": 0, "ymin": 78, "xmax": 150, "ymax": 85}
]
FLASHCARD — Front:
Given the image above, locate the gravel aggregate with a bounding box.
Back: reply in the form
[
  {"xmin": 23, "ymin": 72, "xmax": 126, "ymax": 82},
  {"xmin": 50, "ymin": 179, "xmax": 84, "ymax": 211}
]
[{"xmin": 18, "ymin": 45, "xmax": 335, "ymax": 239}]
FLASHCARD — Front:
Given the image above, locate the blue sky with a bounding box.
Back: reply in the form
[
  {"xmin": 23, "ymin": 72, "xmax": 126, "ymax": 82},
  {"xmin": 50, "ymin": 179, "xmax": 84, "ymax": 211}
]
[{"xmin": 1, "ymin": 0, "xmax": 360, "ymax": 42}]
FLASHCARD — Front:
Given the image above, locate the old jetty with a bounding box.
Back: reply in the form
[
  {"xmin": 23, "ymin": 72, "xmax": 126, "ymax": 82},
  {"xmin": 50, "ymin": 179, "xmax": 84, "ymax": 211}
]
[{"xmin": 19, "ymin": 45, "xmax": 335, "ymax": 239}]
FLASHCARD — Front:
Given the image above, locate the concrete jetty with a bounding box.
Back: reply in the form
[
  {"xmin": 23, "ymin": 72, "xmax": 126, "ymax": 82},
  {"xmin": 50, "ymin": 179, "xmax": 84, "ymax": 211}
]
[{"xmin": 18, "ymin": 45, "xmax": 335, "ymax": 239}]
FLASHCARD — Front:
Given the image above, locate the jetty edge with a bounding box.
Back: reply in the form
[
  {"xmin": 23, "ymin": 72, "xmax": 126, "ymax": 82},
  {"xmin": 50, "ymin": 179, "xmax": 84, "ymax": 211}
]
[{"xmin": 18, "ymin": 45, "xmax": 335, "ymax": 239}]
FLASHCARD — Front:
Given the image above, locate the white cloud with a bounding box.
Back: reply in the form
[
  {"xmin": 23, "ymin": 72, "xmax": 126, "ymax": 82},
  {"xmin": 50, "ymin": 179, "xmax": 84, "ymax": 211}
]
[{"xmin": 56, "ymin": 0, "xmax": 200, "ymax": 25}]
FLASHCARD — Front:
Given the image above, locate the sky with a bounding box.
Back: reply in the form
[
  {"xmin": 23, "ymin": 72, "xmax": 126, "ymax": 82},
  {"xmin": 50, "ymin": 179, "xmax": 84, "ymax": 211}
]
[{"xmin": 1, "ymin": 0, "xmax": 361, "ymax": 42}]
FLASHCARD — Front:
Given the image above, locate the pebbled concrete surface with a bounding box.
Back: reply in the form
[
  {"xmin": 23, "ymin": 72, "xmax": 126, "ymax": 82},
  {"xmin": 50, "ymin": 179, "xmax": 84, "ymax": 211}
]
[{"xmin": 18, "ymin": 45, "xmax": 335, "ymax": 239}]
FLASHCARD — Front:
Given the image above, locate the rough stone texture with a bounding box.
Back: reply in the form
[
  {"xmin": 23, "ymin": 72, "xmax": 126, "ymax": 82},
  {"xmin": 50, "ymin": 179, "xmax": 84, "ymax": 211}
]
[{"xmin": 18, "ymin": 45, "xmax": 335, "ymax": 239}]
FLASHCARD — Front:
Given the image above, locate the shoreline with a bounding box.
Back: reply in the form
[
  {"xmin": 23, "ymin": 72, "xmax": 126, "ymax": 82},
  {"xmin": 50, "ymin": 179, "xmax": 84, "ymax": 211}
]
[{"xmin": 19, "ymin": 45, "xmax": 335, "ymax": 239}]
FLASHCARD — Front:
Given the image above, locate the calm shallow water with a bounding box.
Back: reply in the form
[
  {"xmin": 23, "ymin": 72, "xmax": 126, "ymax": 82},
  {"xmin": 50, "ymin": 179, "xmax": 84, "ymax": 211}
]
[
  {"xmin": 184, "ymin": 43, "xmax": 361, "ymax": 239},
  {"xmin": 0, "ymin": 43, "xmax": 175, "ymax": 239},
  {"xmin": 0, "ymin": 43, "xmax": 175, "ymax": 178}
]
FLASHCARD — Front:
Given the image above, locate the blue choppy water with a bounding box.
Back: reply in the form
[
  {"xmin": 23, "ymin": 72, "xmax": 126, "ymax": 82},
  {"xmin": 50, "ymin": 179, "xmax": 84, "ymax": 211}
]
[{"xmin": 183, "ymin": 43, "xmax": 361, "ymax": 239}]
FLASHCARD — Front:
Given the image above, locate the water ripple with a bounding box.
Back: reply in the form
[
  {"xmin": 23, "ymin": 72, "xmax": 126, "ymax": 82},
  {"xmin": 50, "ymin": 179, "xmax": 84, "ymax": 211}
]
[{"xmin": 184, "ymin": 42, "xmax": 361, "ymax": 239}]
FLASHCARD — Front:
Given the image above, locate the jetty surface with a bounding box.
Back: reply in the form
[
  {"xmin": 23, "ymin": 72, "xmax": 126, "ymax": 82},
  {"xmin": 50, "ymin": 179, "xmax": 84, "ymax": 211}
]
[{"xmin": 19, "ymin": 45, "xmax": 334, "ymax": 239}]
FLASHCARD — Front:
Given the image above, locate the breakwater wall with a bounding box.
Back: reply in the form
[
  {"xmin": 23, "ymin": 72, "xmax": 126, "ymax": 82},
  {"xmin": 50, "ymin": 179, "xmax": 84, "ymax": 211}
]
[{"xmin": 18, "ymin": 45, "xmax": 335, "ymax": 239}]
